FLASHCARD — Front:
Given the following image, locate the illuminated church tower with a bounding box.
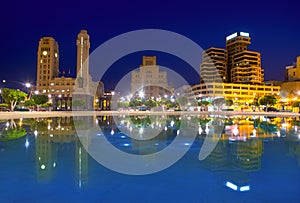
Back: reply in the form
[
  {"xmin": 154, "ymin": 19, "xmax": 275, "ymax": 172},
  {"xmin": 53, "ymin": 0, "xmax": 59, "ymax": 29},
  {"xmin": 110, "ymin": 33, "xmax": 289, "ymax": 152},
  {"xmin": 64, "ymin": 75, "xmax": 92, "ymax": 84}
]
[{"xmin": 76, "ymin": 30, "xmax": 90, "ymax": 89}]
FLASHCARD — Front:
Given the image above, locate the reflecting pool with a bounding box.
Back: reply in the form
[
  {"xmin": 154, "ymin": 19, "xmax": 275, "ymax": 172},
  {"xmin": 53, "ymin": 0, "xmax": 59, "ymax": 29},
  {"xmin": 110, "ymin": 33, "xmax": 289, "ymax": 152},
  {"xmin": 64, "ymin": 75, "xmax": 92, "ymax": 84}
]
[{"xmin": 0, "ymin": 115, "xmax": 299, "ymax": 202}]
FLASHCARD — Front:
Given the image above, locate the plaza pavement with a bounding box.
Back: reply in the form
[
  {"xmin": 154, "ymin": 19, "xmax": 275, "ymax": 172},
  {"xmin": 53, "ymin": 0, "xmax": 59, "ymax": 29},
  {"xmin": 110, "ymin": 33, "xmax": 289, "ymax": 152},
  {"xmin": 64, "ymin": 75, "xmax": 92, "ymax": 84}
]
[{"xmin": 0, "ymin": 110, "xmax": 300, "ymax": 120}]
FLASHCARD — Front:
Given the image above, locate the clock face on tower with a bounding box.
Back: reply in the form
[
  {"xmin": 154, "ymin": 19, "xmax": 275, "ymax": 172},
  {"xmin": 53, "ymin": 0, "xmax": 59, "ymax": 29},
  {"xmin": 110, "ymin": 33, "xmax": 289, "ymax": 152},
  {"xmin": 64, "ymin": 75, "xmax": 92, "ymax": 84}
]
[{"xmin": 43, "ymin": 51, "xmax": 47, "ymax": 56}]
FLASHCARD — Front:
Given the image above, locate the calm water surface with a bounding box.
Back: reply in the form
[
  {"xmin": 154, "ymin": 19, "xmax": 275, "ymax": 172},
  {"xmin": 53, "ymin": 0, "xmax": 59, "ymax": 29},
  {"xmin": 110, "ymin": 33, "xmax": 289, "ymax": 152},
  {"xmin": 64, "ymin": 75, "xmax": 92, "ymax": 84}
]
[{"xmin": 0, "ymin": 115, "xmax": 299, "ymax": 202}]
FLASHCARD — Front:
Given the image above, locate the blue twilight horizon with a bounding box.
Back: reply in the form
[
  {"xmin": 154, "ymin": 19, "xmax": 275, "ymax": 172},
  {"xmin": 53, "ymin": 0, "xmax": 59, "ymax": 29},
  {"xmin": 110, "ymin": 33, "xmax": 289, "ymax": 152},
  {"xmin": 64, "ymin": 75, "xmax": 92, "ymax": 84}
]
[{"xmin": 1, "ymin": 0, "xmax": 300, "ymax": 90}]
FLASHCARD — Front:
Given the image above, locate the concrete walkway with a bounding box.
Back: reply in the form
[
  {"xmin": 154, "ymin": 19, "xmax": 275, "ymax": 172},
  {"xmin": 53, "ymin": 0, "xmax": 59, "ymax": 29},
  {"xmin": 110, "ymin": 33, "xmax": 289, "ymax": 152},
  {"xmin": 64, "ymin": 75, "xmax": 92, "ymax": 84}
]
[{"xmin": 0, "ymin": 111, "xmax": 300, "ymax": 120}]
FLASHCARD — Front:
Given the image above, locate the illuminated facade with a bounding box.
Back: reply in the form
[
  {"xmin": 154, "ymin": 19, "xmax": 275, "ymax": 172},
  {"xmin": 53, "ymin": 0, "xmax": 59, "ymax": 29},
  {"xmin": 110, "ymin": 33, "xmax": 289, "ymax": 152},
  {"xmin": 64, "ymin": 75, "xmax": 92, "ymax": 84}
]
[
  {"xmin": 76, "ymin": 30, "xmax": 90, "ymax": 89},
  {"xmin": 131, "ymin": 56, "xmax": 172, "ymax": 98},
  {"xmin": 200, "ymin": 47, "xmax": 227, "ymax": 83},
  {"xmin": 36, "ymin": 37, "xmax": 59, "ymax": 93},
  {"xmin": 285, "ymin": 56, "xmax": 300, "ymax": 81},
  {"xmin": 226, "ymin": 32, "xmax": 264, "ymax": 85},
  {"xmin": 36, "ymin": 30, "xmax": 104, "ymax": 110},
  {"xmin": 192, "ymin": 82, "xmax": 280, "ymax": 103}
]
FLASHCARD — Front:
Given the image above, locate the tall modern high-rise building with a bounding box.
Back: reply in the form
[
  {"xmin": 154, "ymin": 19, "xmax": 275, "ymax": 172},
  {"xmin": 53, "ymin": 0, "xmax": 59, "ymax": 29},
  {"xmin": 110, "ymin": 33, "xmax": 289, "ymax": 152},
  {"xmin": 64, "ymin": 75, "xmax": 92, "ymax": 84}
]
[
  {"xmin": 131, "ymin": 56, "xmax": 172, "ymax": 98},
  {"xmin": 36, "ymin": 37, "xmax": 59, "ymax": 93},
  {"xmin": 225, "ymin": 32, "xmax": 264, "ymax": 85},
  {"xmin": 194, "ymin": 32, "xmax": 278, "ymax": 103},
  {"xmin": 200, "ymin": 47, "xmax": 227, "ymax": 83}
]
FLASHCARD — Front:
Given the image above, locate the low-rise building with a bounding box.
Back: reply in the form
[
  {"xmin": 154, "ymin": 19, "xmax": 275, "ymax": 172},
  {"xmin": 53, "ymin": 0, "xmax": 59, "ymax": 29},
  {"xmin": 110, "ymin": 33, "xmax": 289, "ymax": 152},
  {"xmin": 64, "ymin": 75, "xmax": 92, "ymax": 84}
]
[{"xmin": 191, "ymin": 82, "xmax": 280, "ymax": 103}]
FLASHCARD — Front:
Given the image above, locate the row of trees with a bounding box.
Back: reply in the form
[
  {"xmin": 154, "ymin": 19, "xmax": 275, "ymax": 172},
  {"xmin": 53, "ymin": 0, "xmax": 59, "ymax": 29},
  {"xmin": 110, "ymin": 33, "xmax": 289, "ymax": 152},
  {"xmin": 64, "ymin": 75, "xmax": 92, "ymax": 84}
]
[
  {"xmin": 0, "ymin": 88, "xmax": 49, "ymax": 111},
  {"xmin": 118, "ymin": 95, "xmax": 278, "ymax": 110}
]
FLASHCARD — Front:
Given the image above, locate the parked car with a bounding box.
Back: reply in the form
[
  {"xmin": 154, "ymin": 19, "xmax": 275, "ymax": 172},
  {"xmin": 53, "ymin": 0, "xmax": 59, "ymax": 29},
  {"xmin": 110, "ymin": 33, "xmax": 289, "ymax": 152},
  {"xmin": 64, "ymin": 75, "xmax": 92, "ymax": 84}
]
[
  {"xmin": 14, "ymin": 107, "xmax": 30, "ymax": 112},
  {"xmin": 263, "ymin": 107, "xmax": 279, "ymax": 112},
  {"xmin": 0, "ymin": 107, "xmax": 10, "ymax": 112}
]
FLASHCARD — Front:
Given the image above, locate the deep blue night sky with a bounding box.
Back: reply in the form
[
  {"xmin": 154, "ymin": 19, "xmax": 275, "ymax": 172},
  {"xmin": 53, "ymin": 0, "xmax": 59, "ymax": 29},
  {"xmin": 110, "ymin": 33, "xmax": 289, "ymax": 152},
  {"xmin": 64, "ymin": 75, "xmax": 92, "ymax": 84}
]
[{"xmin": 1, "ymin": 0, "xmax": 300, "ymax": 90}]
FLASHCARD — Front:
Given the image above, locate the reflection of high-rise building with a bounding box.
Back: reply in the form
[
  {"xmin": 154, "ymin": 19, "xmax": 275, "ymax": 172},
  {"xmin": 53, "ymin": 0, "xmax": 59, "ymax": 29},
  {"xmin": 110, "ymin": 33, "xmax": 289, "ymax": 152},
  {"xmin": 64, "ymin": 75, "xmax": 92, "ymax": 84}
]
[
  {"xmin": 201, "ymin": 141, "xmax": 228, "ymax": 171},
  {"xmin": 34, "ymin": 117, "xmax": 89, "ymax": 187},
  {"xmin": 200, "ymin": 47, "xmax": 227, "ymax": 83},
  {"xmin": 230, "ymin": 139, "xmax": 263, "ymax": 172},
  {"xmin": 36, "ymin": 135, "xmax": 55, "ymax": 181},
  {"xmin": 131, "ymin": 56, "xmax": 173, "ymax": 98}
]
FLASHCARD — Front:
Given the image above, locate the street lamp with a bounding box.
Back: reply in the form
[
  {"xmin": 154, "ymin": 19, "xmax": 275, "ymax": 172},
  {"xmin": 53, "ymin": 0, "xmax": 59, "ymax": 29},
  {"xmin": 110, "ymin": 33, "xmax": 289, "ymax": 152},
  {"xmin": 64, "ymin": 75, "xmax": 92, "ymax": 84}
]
[{"xmin": 139, "ymin": 91, "xmax": 144, "ymax": 99}]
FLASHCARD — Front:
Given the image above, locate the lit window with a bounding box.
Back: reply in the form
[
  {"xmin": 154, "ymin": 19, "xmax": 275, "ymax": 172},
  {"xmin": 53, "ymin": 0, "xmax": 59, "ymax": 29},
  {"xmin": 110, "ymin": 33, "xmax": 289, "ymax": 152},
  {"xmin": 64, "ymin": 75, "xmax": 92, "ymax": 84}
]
[{"xmin": 50, "ymin": 83, "xmax": 54, "ymax": 86}]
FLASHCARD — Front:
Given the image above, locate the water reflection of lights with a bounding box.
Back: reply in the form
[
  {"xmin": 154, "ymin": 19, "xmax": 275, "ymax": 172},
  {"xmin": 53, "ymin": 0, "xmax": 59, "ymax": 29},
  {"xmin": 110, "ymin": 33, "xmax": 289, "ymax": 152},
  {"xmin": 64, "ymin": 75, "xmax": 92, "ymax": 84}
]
[
  {"xmin": 170, "ymin": 120, "xmax": 175, "ymax": 127},
  {"xmin": 120, "ymin": 135, "xmax": 126, "ymax": 138},
  {"xmin": 40, "ymin": 164, "xmax": 46, "ymax": 170},
  {"xmin": 225, "ymin": 181, "xmax": 250, "ymax": 192},
  {"xmin": 232, "ymin": 125, "xmax": 239, "ymax": 136},
  {"xmin": 251, "ymin": 129, "xmax": 256, "ymax": 137},
  {"xmin": 277, "ymin": 131, "xmax": 280, "ymax": 137},
  {"xmin": 205, "ymin": 123, "xmax": 209, "ymax": 134},
  {"xmin": 198, "ymin": 126, "xmax": 202, "ymax": 134},
  {"xmin": 25, "ymin": 139, "xmax": 29, "ymax": 148},
  {"xmin": 53, "ymin": 162, "xmax": 56, "ymax": 168},
  {"xmin": 240, "ymin": 185, "xmax": 250, "ymax": 192},
  {"xmin": 34, "ymin": 130, "xmax": 38, "ymax": 136},
  {"xmin": 225, "ymin": 181, "xmax": 238, "ymax": 191},
  {"xmin": 139, "ymin": 127, "xmax": 144, "ymax": 134},
  {"xmin": 111, "ymin": 129, "xmax": 115, "ymax": 135}
]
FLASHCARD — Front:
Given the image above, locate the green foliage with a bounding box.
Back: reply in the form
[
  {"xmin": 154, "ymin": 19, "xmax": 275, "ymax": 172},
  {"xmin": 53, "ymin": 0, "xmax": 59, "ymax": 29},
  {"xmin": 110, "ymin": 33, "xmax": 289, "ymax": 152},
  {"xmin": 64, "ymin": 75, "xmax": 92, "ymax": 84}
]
[
  {"xmin": 292, "ymin": 101, "xmax": 300, "ymax": 107},
  {"xmin": 41, "ymin": 102, "xmax": 53, "ymax": 108},
  {"xmin": 0, "ymin": 103, "xmax": 8, "ymax": 108},
  {"xmin": 129, "ymin": 99, "xmax": 142, "ymax": 107},
  {"xmin": 144, "ymin": 99, "xmax": 157, "ymax": 108},
  {"xmin": 258, "ymin": 95, "xmax": 277, "ymax": 106},
  {"xmin": 1, "ymin": 126, "xmax": 27, "ymax": 141},
  {"xmin": 225, "ymin": 99, "xmax": 233, "ymax": 106},
  {"xmin": 198, "ymin": 101, "xmax": 210, "ymax": 106},
  {"xmin": 72, "ymin": 98, "xmax": 85, "ymax": 107},
  {"xmin": 252, "ymin": 96, "xmax": 260, "ymax": 106},
  {"xmin": 23, "ymin": 99, "xmax": 35, "ymax": 107},
  {"xmin": 32, "ymin": 95, "xmax": 48, "ymax": 105},
  {"xmin": 118, "ymin": 101, "xmax": 129, "ymax": 108},
  {"xmin": 1, "ymin": 88, "xmax": 28, "ymax": 111}
]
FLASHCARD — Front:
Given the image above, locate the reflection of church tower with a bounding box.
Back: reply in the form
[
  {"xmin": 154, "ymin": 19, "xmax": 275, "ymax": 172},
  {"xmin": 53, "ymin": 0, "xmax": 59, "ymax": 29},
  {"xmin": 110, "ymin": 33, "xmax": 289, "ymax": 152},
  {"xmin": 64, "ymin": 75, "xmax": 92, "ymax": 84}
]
[
  {"xmin": 75, "ymin": 139, "xmax": 89, "ymax": 189},
  {"xmin": 231, "ymin": 139, "xmax": 263, "ymax": 172},
  {"xmin": 36, "ymin": 135, "xmax": 55, "ymax": 181},
  {"xmin": 76, "ymin": 30, "xmax": 90, "ymax": 89}
]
